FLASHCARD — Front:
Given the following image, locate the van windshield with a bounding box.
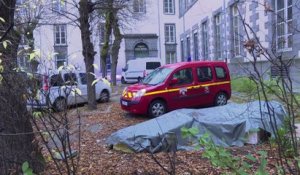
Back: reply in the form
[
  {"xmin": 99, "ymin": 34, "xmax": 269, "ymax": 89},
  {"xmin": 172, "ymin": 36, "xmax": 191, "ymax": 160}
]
[{"xmin": 142, "ymin": 67, "xmax": 174, "ymax": 85}]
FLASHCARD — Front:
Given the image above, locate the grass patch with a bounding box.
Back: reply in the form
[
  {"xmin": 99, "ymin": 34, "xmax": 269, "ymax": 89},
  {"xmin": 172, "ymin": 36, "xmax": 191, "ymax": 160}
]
[{"xmin": 231, "ymin": 77, "xmax": 256, "ymax": 94}]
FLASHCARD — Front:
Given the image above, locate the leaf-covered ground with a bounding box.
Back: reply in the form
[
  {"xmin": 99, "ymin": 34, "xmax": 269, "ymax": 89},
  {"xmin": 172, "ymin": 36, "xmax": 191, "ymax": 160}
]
[{"xmin": 43, "ymin": 101, "xmax": 287, "ymax": 174}]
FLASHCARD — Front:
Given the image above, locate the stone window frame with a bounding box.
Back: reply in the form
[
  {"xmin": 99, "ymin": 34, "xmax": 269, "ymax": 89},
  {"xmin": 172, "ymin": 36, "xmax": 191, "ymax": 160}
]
[
  {"xmin": 231, "ymin": 3, "xmax": 241, "ymax": 57},
  {"xmin": 214, "ymin": 13, "xmax": 222, "ymax": 60},
  {"xmin": 275, "ymin": 0, "xmax": 293, "ymax": 51},
  {"xmin": 52, "ymin": 0, "xmax": 66, "ymax": 13},
  {"xmin": 133, "ymin": 0, "xmax": 146, "ymax": 13},
  {"xmin": 165, "ymin": 24, "xmax": 176, "ymax": 44},
  {"xmin": 163, "ymin": 0, "xmax": 175, "ymax": 15},
  {"xmin": 54, "ymin": 24, "xmax": 67, "ymax": 46},
  {"xmin": 201, "ymin": 20, "xmax": 209, "ymax": 59}
]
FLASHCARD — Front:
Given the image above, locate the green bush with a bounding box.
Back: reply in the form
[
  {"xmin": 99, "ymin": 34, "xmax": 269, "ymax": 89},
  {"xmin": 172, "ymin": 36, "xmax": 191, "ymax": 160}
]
[{"xmin": 231, "ymin": 77, "xmax": 257, "ymax": 94}]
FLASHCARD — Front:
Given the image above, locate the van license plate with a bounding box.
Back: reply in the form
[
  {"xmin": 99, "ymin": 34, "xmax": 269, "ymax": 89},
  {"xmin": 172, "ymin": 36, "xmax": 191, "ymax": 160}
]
[{"xmin": 122, "ymin": 101, "xmax": 128, "ymax": 106}]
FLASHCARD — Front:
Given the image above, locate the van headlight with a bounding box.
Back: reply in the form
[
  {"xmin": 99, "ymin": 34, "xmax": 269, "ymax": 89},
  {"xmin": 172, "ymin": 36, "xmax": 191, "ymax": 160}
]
[
  {"xmin": 122, "ymin": 87, "xmax": 127, "ymax": 97},
  {"xmin": 134, "ymin": 89, "xmax": 146, "ymax": 98}
]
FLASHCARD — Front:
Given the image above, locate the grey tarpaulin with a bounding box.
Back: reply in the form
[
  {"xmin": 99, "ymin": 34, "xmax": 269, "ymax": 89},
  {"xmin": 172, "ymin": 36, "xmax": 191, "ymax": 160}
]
[{"xmin": 106, "ymin": 101, "xmax": 286, "ymax": 153}]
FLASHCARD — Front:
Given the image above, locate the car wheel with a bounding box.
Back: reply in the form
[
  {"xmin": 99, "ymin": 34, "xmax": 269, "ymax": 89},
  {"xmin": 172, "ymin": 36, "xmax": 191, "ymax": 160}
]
[
  {"xmin": 54, "ymin": 98, "xmax": 67, "ymax": 112},
  {"xmin": 99, "ymin": 90, "xmax": 110, "ymax": 103},
  {"xmin": 121, "ymin": 77, "xmax": 126, "ymax": 84},
  {"xmin": 214, "ymin": 92, "xmax": 227, "ymax": 106},
  {"xmin": 137, "ymin": 77, "xmax": 142, "ymax": 83},
  {"xmin": 148, "ymin": 100, "xmax": 166, "ymax": 118}
]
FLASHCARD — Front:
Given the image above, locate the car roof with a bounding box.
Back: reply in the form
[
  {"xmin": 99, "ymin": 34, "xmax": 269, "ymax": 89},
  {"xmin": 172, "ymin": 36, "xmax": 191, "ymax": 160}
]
[{"xmin": 162, "ymin": 61, "xmax": 227, "ymax": 69}]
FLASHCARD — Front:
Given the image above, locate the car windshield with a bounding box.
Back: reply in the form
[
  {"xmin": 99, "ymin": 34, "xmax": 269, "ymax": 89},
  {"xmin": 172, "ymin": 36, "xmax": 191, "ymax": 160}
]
[{"xmin": 142, "ymin": 67, "xmax": 174, "ymax": 85}]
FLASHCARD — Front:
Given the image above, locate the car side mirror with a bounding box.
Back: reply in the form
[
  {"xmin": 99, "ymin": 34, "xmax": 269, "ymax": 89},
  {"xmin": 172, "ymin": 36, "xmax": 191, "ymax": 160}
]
[
  {"xmin": 122, "ymin": 68, "xmax": 127, "ymax": 72},
  {"xmin": 169, "ymin": 78, "xmax": 178, "ymax": 86}
]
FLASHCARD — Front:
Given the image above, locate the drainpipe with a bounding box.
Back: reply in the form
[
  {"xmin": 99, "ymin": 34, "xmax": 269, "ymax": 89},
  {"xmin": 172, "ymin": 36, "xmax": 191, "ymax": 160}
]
[
  {"xmin": 224, "ymin": 0, "xmax": 228, "ymax": 62},
  {"xmin": 157, "ymin": 0, "xmax": 162, "ymax": 61}
]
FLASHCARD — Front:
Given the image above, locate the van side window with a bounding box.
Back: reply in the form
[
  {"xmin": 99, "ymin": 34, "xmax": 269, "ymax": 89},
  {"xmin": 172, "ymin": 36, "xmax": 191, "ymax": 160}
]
[
  {"xmin": 64, "ymin": 73, "xmax": 78, "ymax": 85},
  {"xmin": 215, "ymin": 67, "xmax": 226, "ymax": 79},
  {"xmin": 197, "ymin": 67, "xmax": 212, "ymax": 82},
  {"xmin": 172, "ymin": 68, "xmax": 193, "ymax": 86},
  {"xmin": 146, "ymin": 62, "xmax": 161, "ymax": 70},
  {"xmin": 50, "ymin": 74, "xmax": 64, "ymax": 86}
]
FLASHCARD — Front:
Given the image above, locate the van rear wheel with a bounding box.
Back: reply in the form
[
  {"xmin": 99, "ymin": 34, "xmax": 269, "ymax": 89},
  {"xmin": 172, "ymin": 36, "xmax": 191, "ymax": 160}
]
[
  {"xmin": 99, "ymin": 90, "xmax": 110, "ymax": 103},
  {"xmin": 148, "ymin": 100, "xmax": 166, "ymax": 118},
  {"xmin": 137, "ymin": 77, "xmax": 142, "ymax": 83},
  {"xmin": 214, "ymin": 92, "xmax": 227, "ymax": 106}
]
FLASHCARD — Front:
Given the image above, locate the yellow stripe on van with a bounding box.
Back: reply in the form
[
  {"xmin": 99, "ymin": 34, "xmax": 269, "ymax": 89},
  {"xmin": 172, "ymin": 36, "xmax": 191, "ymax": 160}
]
[{"xmin": 144, "ymin": 81, "xmax": 230, "ymax": 96}]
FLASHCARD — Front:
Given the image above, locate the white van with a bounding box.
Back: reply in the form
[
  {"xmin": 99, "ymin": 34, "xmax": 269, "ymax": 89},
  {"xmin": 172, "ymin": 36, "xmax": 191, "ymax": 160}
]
[{"xmin": 121, "ymin": 58, "xmax": 162, "ymax": 84}]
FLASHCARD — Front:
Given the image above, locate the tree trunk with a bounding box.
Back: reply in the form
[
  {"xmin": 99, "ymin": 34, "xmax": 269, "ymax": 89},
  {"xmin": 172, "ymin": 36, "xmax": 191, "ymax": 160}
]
[
  {"xmin": 0, "ymin": 0, "xmax": 44, "ymax": 173},
  {"xmin": 111, "ymin": 14, "xmax": 123, "ymax": 86},
  {"xmin": 79, "ymin": 0, "xmax": 97, "ymax": 110},
  {"xmin": 26, "ymin": 27, "xmax": 39, "ymax": 72},
  {"xmin": 100, "ymin": 6, "xmax": 113, "ymax": 78}
]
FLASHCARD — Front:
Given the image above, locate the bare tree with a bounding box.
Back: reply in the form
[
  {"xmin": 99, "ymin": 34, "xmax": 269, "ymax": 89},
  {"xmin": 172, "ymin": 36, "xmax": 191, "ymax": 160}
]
[{"xmin": 99, "ymin": 0, "xmax": 143, "ymax": 85}]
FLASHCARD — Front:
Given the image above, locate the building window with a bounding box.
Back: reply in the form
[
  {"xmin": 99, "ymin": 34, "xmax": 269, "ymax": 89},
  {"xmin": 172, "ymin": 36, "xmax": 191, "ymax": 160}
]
[
  {"xmin": 202, "ymin": 21, "xmax": 209, "ymax": 59},
  {"xmin": 215, "ymin": 14, "xmax": 221, "ymax": 60},
  {"xmin": 164, "ymin": 0, "xmax": 175, "ymax": 14},
  {"xmin": 166, "ymin": 51, "xmax": 176, "ymax": 64},
  {"xmin": 18, "ymin": 55, "xmax": 30, "ymax": 70},
  {"xmin": 232, "ymin": 4, "xmax": 241, "ymax": 57},
  {"xmin": 193, "ymin": 32, "xmax": 199, "ymax": 60},
  {"xmin": 276, "ymin": 0, "xmax": 293, "ymax": 50},
  {"xmin": 181, "ymin": 40, "xmax": 184, "ymax": 61},
  {"xmin": 186, "ymin": 36, "xmax": 191, "ymax": 61},
  {"xmin": 134, "ymin": 43, "xmax": 149, "ymax": 58},
  {"xmin": 133, "ymin": 0, "xmax": 146, "ymax": 13},
  {"xmin": 56, "ymin": 53, "xmax": 67, "ymax": 68},
  {"xmin": 52, "ymin": 0, "xmax": 66, "ymax": 13},
  {"xmin": 54, "ymin": 24, "xmax": 67, "ymax": 45},
  {"xmin": 99, "ymin": 23, "xmax": 105, "ymax": 44},
  {"xmin": 165, "ymin": 24, "xmax": 176, "ymax": 43}
]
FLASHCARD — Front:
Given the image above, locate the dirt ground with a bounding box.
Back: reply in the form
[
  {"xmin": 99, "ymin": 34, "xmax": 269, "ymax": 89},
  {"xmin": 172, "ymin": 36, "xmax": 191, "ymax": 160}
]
[{"xmin": 43, "ymin": 101, "xmax": 286, "ymax": 175}]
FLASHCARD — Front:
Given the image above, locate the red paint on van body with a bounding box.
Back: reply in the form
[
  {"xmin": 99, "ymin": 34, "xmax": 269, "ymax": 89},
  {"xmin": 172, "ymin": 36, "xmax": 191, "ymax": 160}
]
[{"xmin": 120, "ymin": 61, "xmax": 231, "ymax": 116}]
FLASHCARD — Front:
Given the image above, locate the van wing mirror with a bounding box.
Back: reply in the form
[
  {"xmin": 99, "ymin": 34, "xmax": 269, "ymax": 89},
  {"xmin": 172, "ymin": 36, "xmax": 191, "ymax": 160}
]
[
  {"xmin": 169, "ymin": 78, "xmax": 178, "ymax": 86},
  {"xmin": 122, "ymin": 68, "xmax": 127, "ymax": 72}
]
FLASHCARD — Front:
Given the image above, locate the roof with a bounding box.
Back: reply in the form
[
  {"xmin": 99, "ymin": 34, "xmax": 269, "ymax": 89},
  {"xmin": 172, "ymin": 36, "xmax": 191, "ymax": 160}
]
[{"xmin": 163, "ymin": 61, "xmax": 227, "ymax": 69}]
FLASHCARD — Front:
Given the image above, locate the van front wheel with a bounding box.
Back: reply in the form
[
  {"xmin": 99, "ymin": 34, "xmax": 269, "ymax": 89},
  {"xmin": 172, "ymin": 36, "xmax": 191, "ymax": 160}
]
[
  {"xmin": 148, "ymin": 100, "xmax": 166, "ymax": 118},
  {"xmin": 54, "ymin": 98, "xmax": 67, "ymax": 112},
  {"xmin": 214, "ymin": 92, "xmax": 227, "ymax": 106},
  {"xmin": 121, "ymin": 77, "xmax": 126, "ymax": 84}
]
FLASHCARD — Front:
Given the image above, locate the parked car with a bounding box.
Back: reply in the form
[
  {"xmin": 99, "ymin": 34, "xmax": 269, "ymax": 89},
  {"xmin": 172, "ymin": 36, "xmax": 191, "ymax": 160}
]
[
  {"xmin": 120, "ymin": 61, "xmax": 231, "ymax": 117},
  {"xmin": 121, "ymin": 58, "xmax": 161, "ymax": 84},
  {"xmin": 27, "ymin": 71, "xmax": 112, "ymax": 111}
]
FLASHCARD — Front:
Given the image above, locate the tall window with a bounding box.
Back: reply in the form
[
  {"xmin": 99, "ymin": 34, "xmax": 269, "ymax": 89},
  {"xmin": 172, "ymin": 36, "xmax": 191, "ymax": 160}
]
[
  {"xmin": 134, "ymin": 43, "xmax": 149, "ymax": 58},
  {"xmin": 133, "ymin": 0, "xmax": 146, "ymax": 13},
  {"xmin": 215, "ymin": 14, "xmax": 221, "ymax": 59},
  {"xmin": 52, "ymin": 0, "xmax": 66, "ymax": 13},
  {"xmin": 232, "ymin": 4, "xmax": 241, "ymax": 57},
  {"xmin": 56, "ymin": 53, "xmax": 67, "ymax": 68},
  {"xmin": 164, "ymin": 0, "xmax": 175, "ymax": 14},
  {"xmin": 276, "ymin": 0, "xmax": 293, "ymax": 50},
  {"xmin": 186, "ymin": 37, "xmax": 191, "ymax": 61},
  {"xmin": 99, "ymin": 23, "xmax": 105, "ymax": 44},
  {"xmin": 18, "ymin": 56, "xmax": 30, "ymax": 69},
  {"xmin": 166, "ymin": 51, "xmax": 176, "ymax": 64},
  {"xmin": 54, "ymin": 24, "xmax": 67, "ymax": 45},
  {"xmin": 202, "ymin": 21, "xmax": 209, "ymax": 59},
  {"xmin": 193, "ymin": 32, "xmax": 199, "ymax": 60},
  {"xmin": 181, "ymin": 40, "xmax": 184, "ymax": 61},
  {"xmin": 165, "ymin": 24, "xmax": 176, "ymax": 43}
]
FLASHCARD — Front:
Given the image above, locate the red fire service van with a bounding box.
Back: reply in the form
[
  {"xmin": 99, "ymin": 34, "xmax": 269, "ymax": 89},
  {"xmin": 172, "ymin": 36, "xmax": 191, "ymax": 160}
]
[{"xmin": 120, "ymin": 61, "xmax": 231, "ymax": 117}]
